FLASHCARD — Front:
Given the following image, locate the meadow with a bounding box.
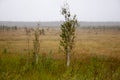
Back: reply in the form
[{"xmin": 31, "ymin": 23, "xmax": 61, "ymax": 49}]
[{"xmin": 0, "ymin": 27, "xmax": 120, "ymax": 80}]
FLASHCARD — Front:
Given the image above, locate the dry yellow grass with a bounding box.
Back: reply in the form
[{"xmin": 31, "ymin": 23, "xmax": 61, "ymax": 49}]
[
  {"xmin": 0, "ymin": 28, "xmax": 120, "ymax": 80},
  {"xmin": 0, "ymin": 28, "xmax": 120, "ymax": 59}
]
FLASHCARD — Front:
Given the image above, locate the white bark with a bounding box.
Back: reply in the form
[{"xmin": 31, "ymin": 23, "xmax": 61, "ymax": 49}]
[
  {"xmin": 66, "ymin": 52, "xmax": 70, "ymax": 67},
  {"xmin": 35, "ymin": 53, "xmax": 38, "ymax": 64}
]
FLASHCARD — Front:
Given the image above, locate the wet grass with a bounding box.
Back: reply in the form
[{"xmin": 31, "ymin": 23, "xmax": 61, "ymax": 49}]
[
  {"xmin": 0, "ymin": 28, "xmax": 120, "ymax": 80},
  {"xmin": 0, "ymin": 53, "xmax": 120, "ymax": 80}
]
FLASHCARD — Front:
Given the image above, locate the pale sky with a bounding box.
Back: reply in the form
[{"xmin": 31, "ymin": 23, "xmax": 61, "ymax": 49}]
[{"xmin": 0, "ymin": 0, "xmax": 120, "ymax": 21}]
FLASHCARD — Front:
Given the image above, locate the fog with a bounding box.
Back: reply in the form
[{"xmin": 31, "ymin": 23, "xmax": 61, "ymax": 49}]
[{"xmin": 0, "ymin": 0, "xmax": 120, "ymax": 21}]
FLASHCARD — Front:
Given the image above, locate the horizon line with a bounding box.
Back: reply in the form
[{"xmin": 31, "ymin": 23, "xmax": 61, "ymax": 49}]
[{"xmin": 0, "ymin": 20, "xmax": 120, "ymax": 22}]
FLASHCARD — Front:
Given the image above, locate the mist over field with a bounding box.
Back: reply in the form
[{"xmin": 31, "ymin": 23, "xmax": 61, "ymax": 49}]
[{"xmin": 0, "ymin": 21, "xmax": 120, "ymax": 27}]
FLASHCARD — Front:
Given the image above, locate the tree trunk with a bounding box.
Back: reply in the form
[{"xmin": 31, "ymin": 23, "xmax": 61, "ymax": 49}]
[
  {"xmin": 66, "ymin": 52, "xmax": 70, "ymax": 67},
  {"xmin": 35, "ymin": 53, "xmax": 38, "ymax": 64}
]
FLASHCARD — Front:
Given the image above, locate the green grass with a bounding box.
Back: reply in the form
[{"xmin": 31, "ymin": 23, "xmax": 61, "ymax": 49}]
[
  {"xmin": 0, "ymin": 28, "xmax": 120, "ymax": 80},
  {"xmin": 0, "ymin": 53, "xmax": 120, "ymax": 80}
]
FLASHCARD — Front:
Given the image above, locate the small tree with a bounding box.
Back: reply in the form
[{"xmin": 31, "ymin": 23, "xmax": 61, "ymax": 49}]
[
  {"xmin": 25, "ymin": 27, "xmax": 31, "ymax": 64},
  {"xmin": 60, "ymin": 3, "xmax": 78, "ymax": 67},
  {"xmin": 33, "ymin": 27, "xmax": 40, "ymax": 64},
  {"xmin": 25, "ymin": 27, "xmax": 31, "ymax": 56},
  {"xmin": 41, "ymin": 28, "xmax": 45, "ymax": 35}
]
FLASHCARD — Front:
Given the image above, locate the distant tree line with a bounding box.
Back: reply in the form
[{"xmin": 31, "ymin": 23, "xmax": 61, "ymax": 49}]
[{"xmin": 0, "ymin": 25, "xmax": 18, "ymax": 30}]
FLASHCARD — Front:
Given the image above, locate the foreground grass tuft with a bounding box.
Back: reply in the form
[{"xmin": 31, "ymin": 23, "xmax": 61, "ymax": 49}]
[{"xmin": 0, "ymin": 53, "xmax": 120, "ymax": 80}]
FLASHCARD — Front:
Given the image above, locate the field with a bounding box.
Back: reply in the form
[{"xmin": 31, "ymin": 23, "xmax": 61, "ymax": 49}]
[{"xmin": 0, "ymin": 27, "xmax": 120, "ymax": 80}]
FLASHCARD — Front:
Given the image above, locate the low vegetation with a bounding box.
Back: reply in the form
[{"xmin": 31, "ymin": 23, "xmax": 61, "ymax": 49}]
[
  {"xmin": 0, "ymin": 52, "xmax": 120, "ymax": 80},
  {"xmin": 0, "ymin": 27, "xmax": 120, "ymax": 80}
]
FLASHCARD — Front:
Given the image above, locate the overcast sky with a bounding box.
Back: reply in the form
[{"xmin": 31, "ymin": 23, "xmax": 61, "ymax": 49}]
[{"xmin": 0, "ymin": 0, "xmax": 120, "ymax": 21}]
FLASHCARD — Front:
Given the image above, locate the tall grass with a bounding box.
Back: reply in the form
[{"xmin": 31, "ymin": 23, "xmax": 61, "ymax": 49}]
[
  {"xmin": 0, "ymin": 28, "xmax": 120, "ymax": 80},
  {"xmin": 0, "ymin": 52, "xmax": 120, "ymax": 80}
]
